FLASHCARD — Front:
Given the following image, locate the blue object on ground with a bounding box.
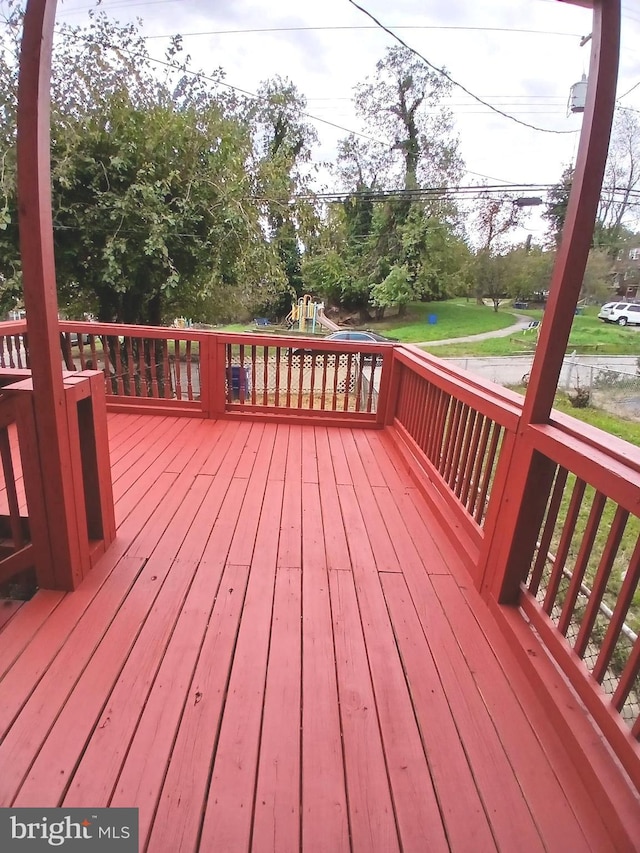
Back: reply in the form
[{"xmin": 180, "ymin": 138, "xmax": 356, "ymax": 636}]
[{"xmin": 229, "ymin": 366, "xmax": 250, "ymax": 400}]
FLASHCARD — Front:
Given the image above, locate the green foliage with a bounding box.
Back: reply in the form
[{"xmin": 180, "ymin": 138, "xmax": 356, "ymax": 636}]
[
  {"xmin": 544, "ymin": 165, "xmax": 573, "ymax": 246},
  {"xmin": 370, "ymin": 265, "xmax": 413, "ymax": 310},
  {"xmin": 0, "ymin": 10, "xmax": 315, "ymax": 324}
]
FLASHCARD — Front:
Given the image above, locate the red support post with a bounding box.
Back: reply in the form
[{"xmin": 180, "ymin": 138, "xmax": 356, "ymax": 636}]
[
  {"xmin": 476, "ymin": 0, "xmax": 621, "ymax": 604},
  {"xmin": 17, "ymin": 1, "xmax": 115, "ymax": 589}
]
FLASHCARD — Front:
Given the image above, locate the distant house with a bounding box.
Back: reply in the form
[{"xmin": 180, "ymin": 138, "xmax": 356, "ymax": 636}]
[{"xmin": 612, "ymin": 246, "xmax": 640, "ymax": 299}]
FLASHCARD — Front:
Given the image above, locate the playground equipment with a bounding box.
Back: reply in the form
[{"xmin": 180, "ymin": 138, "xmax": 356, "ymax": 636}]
[{"xmin": 287, "ymin": 295, "xmax": 341, "ymax": 333}]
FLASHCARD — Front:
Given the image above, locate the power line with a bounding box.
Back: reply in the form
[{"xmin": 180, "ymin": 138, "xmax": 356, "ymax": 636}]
[
  {"xmin": 618, "ymin": 80, "xmax": 640, "ymax": 101},
  {"xmin": 346, "ymin": 0, "xmax": 579, "ymax": 135},
  {"xmin": 144, "ymin": 25, "xmax": 583, "ymax": 41}
]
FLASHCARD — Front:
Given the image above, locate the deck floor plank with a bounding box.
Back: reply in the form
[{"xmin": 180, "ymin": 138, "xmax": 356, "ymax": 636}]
[
  {"xmin": 300, "ymin": 481, "xmax": 349, "ymax": 852},
  {"xmin": 315, "ymin": 427, "xmax": 351, "ymax": 570},
  {"xmin": 0, "ymin": 415, "xmax": 632, "ymax": 852},
  {"xmin": 63, "ymin": 477, "xmax": 247, "ymax": 812},
  {"xmin": 380, "ymin": 572, "xmax": 497, "ymax": 851},
  {"xmin": 448, "ymin": 575, "xmax": 619, "ymax": 851},
  {"xmin": 338, "ymin": 483, "xmax": 450, "ymax": 852},
  {"xmin": 330, "ymin": 568, "xmax": 400, "ymax": 853},
  {"xmin": 197, "ymin": 478, "xmax": 284, "ymax": 853},
  {"xmin": 252, "ymin": 565, "xmax": 302, "ymax": 853},
  {"xmin": 13, "ymin": 473, "xmax": 217, "ymax": 807},
  {"xmin": 396, "ymin": 556, "xmax": 547, "ymax": 851}
]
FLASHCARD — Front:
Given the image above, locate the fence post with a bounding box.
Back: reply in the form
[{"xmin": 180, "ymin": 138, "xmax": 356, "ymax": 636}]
[{"xmin": 377, "ymin": 349, "xmax": 402, "ymax": 426}]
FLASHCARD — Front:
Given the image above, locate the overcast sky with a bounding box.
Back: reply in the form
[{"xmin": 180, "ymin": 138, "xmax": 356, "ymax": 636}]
[{"xmin": 47, "ymin": 0, "xmax": 640, "ymax": 239}]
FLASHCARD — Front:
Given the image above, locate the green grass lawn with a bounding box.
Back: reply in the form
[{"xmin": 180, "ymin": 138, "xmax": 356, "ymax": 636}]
[
  {"xmin": 365, "ymin": 300, "xmax": 516, "ymax": 342},
  {"xmin": 429, "ymin": 305, "xmax": 640, "ymax": 357}
]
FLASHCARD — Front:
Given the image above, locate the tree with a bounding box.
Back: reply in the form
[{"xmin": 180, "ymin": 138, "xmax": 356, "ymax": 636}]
[
  {"xmin": 581, "ymin": 249, "xmax": 613, "ymax": 302},
  {"xmin": 353, "ymin": 45, "xmax": 462, "ymax": 193},
  {"xmin": 544, "ymin": 166, "xmax": 573, "ymax": 247},
  {"xmin": 244, "ymin": 77, "xmax": 319, "ymax": 317},
  {"xmin": 370, "ymin": 265, "xmax": 413, "ymax": 313},
  {"xmin": 470, "ymin": 192, "xmax": 523, "ymax": 308},
  {"xmin": 598, "ymin": 109, "xmax": 640, "ymax": 242},
  {"xmin": 0, "ymin": 9, "xmax": 301, "ymax": 323},
  {"xmin": 313, "ymin": 46, "xmax": 466, "ymax": 319}
]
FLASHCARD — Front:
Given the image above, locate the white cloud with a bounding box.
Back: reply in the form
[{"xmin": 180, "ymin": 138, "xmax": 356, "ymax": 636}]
[{"xmin": 51, "ymin": 0, "xmax": 640, "ymax": 219}]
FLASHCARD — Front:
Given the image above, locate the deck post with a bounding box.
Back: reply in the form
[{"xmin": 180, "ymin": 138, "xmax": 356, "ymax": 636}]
[
  {"xmin": 16, "ymin": 0, "xmax": 114, "ymax": 589},
  {"xmin": 476, "ymin": 0, "xmax": 621, "ymax": 604}
]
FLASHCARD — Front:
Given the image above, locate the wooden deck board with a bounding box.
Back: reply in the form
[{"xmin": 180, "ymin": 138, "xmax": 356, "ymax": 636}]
[
  {"xmin": 0, "ymin": 414, "xmax": 632, "ymax": 851},
  {"xmin": 300, "ymin": 481, "xmax": 349, "ymax": 852}
]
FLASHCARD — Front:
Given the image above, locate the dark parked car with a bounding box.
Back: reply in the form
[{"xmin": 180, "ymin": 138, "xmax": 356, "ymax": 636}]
[{"xmin": 291, "ymin": 330, "xmax": 396, "ymax": 358}]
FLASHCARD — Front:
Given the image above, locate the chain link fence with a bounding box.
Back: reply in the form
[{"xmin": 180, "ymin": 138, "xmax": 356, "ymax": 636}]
[{"xmin": 561, "ymin": 357, "xmax": 640, "ymax": 421}]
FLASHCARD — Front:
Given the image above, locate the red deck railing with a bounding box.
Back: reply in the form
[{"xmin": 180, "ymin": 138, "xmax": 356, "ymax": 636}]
[
  {"xmin": 0, "ymin": 389, "xmax": 35, "ymax": 592},
  {"xmin": 57, "ymin": 322, "xmax": 391, "ymax": 425},
  {"xmin": 2, "ymin": 317, "xmax": 638, "ymax": 784}
]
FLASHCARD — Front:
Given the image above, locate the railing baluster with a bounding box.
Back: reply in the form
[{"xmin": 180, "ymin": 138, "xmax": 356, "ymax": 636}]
[
  {"xmin": 137, "ymin": 338, "xmax": 148, "ymax": 397},
  {"xmin": 297, "ymin": 352, "xmax": 305, "ymax": 409},
  {"xmin": 557, "ymin": 490, "xmax": 607, "ymax": 637},
  {"xmin": 286, "ymin": 350, "xmax": 293, "ymax": 409},
  {"xmin": 89, "ymin": 335, "xmax": 98, "ymax": 374},
  {"xmin": 528, "ymin": 466, "xmax": 567, "ymax": 596},
  {"xmin": 309, "ymin": 354, "xmax": 317, "ymax": 410},
  {"xmin": 60, "ymin": 333, "xmax": 74, "ymax": 370},
  {"xmin": 186, "ymin": 340, "xmax": 193, "ymax": 400},
  {"xmin": 542, "ymin": 477, "xmax": 587, "ymax": 613},
  {"xmin": 343, "ymin": 354, "xmax": 353, "ymax": 412},
  {"xmin": 439, "ymin": 397, "xmax": 458, "ymax": 475},
  {"xmin": 263, "ymin": 346, "xmax": 268, "ymax": 407},
  {"xmin": 612, "ymin": 641, "xmax": 640, "ymax": 722},
  {"xmin": 460, "ymin": 412, "xmax": 483, "ymax": 507},
  {"xmin": 14, "ymin": 335, "xmax": 25, "ymax": 369},
  {"xmin": 148, "ymin": 341, "xmax": 159, "ymax": 397},
  {"xmin": 113, "ymin": 338, "xmax": 125, "ymax": 396},
  {"xmin": 354, "ymin": 355, "xmax": 364, "ymax": 413},
  {"xmin": 573, "ymin": 504, "xmax": 628, "ymax": 659},
  {"xmin": 174, "ymin": 340, "xmax": 182, "ymax": 400},
  {"xmin": 274, "ymin": 347, "xmax": 281, "ymax": 407},
  {"xmin": 162, "ymin": 339, "xmax": 171, "ymax": 399},
  {"xmin": 251, "ymin": 346, "xmax": 257, "ymax": 405},
  {"xmin": 125, "ymin": 336, "xmax": 135, "ymax": 396},
  {"xmin": 5, "ymin": 335, "xmax": 14, "ymax": 368},
  {"xmin": 466, "ymin": 416, "xmax": 491, "ymax": 517},
  {"xmin": 444, "ymin": 401, "xmax": 466, "ymax": 485},
  {"xmin": 239, "ymin": 344, "xmax": 246, "ymax": 405},
  {"xmin": 320, "ymin": 353, "xmax": 328, "ymax": 410},
  {"xmin": 226, "ymin": 343, "xmax": 233, "ymax": 405},
  {"xmin": 77, "ymin": 333, "xmax": 87, "ymax": 370},
  {"xmin": 0, "ymin": 427, "xmax": 24, "ymax": 549},
  {"xmin": 473, "ymin": 422, "xmax": 502, "ymax": 525},
  {"xmin": 455, "ymin": 408, "xmax": 477, "ymax": 499},
  {"xmin": 99, "ymin": 337, "xmax": 112, "ymax": 395},
  {"xmin": 592, "ymin": 537, "xmax": 640, "ymax": 684},
  {"xmin": 414, "ymin": 378, "xmax": 428, "ymax": 451}
]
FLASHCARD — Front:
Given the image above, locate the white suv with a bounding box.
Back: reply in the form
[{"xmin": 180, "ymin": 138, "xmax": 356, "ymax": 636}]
[{"xmin": 597, "ymin": 302, "xmax": 640, "ymax": 326}]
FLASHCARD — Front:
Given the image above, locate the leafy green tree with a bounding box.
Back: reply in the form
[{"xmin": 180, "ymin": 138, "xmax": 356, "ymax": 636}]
[
  {"xmin": 308, "ymin": 45, "xmax": 466, "ymax": 320},
  {"xmin": 581, "ymin": 249, "xmax": 613, "ymax": 302},
  {"xmin": 0, "ymin": 9, "xmax": 301, "ymax": 323},
  {"xmin": 544, "ymin": 166, "xmax": 573, "ymax": 247},
  {"xmin": 353, "ymin": 45, "xmax": 462, "ymax": 193},
  {"xmin": 244, "ymin": 77, "xmax": 319, "ymax": 317},
  {"xmin": 370, "ymin": 264, "xmax": 413, "ymax": 313}
]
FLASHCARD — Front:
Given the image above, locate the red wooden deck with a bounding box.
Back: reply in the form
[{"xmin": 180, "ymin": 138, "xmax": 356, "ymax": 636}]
[{"xmin": 0, "ymin": 413, "xmax": 632, "ymax": 851}]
